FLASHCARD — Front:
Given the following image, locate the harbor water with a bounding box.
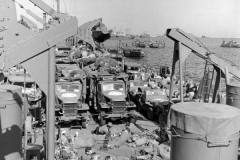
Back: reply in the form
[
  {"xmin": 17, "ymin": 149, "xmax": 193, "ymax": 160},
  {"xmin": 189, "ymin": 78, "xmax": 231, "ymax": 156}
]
[{"xmin": 105, "ymin": 37, "xmax": 240, "ymax": 82}]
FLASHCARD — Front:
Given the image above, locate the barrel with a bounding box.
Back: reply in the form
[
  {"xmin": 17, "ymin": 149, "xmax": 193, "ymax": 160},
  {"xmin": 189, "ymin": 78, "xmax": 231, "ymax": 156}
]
[
  {"xmin": 226, "ymin": 83, "xmax": 240, "ymax": 109},
  {"xmin": 170, "ymin": 102, "xmax": 240, "ymax": 160},
  {"xmin": 0, "ymin": 85, "xmax": 24, "ymax": 160}
]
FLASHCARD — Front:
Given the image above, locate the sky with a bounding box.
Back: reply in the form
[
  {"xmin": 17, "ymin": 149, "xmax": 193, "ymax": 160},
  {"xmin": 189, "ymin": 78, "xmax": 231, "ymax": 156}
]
[{"xmin": 16, "ymin": 0, "xmax": 240, "ymax": 38}]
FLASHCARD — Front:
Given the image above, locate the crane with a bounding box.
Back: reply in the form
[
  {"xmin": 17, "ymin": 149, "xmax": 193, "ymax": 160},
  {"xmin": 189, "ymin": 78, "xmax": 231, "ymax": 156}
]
[{"xmin": 167, "ymin": 28, "xmax": 240, "ymax": 103}]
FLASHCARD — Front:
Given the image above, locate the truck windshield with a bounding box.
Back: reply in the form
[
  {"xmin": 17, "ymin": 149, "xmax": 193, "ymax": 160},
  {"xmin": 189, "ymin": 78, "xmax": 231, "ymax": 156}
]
[
  {"xmin": 13, "ymin": 82, "xmax": 35, "ymax": 88},
  {"xmin": 102, "ymin": 83, "xmax": 124, "ymax": 92},
  {"xmin": 56, "ymin": 84, "xmax": 80, "ymax": 92}
]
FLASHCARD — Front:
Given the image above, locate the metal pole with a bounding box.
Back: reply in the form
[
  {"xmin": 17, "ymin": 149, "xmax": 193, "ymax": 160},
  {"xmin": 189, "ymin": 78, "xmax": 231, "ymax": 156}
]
[
  {"xmin": 43, "ymin": 13, "xmax": 47, "ymax": 29},
  {"xmin": 169, "ymin": 71, "xmax": 174, "ymax": 101},
  {"xmin": 56, "ymin": 0, "xmax": 60, "ymax": 13},
  {"xmin": 23, "ymin": 69, "xmax": 27, "ymax": 160},
  {"xmin": 178, "ymin": 42, "xmax": 184, "ymax": 102},
  {"xmin": 47, "ymin": 47, "xmax": 56, "ymax": 160},
  {"xmin": 169, "ymin": 42, "xmax": 178, "ymax": 101},
  {"xmin": 225, "ymin": 67, "xmax": 229, "ymax": 85}
]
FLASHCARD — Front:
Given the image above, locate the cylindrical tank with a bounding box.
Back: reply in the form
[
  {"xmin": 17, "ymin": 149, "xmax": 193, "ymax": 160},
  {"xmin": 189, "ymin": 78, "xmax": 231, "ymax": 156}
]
[
  {"xmin": 170, "ymin": 102, "xmax": 240, "ymax": 160},
  {"xmin": 226, "ymin": 83, "xmax": 240, "ymax": 109},
  {"xmin": 0, "ymin": 85, "xmax": 24, "ymax": 160}
]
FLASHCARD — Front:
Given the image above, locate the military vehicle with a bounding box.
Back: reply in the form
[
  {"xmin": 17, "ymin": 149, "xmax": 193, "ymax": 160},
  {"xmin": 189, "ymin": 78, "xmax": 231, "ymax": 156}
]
[
  {"xmin": 6, "ymin": 72, "xmax": 44, "ymax": 122},
  {"xmin": 6, "ymin": 73, "xmax": 43, "ymax": 106},
  {"xmin": 55, "ymin": 63, "xmax": 88, "ymax": 126},
  {"xmin": 138, "ymin": 88, "xmax": 169, "ymax": 126},
  {"xmin": 55, "ymin": 47, "xmax": 74, "ymax": 64},
  {"xmin": 56, "ymin": 64, "xmax": 85, "ymax": 81},
  {"xmin": 87, "ymin": 72, "xmax": 135, "ymax": 125},
  {"xmin": 55, "ymin": 81, "xmax": 89, "ymax": 126}
]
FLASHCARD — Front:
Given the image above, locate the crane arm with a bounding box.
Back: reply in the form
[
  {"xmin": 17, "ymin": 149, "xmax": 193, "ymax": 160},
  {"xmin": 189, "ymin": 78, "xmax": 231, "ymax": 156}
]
[{"xmin": 167, "ymin": 28, "xmax": 240, "ymax": 82}]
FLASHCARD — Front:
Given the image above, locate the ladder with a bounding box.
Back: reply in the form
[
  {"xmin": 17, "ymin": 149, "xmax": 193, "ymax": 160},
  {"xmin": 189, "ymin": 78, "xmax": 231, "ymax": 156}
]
[{"xmin": 197, "ymin": 61, "xmax": 215, "ymax": 102}]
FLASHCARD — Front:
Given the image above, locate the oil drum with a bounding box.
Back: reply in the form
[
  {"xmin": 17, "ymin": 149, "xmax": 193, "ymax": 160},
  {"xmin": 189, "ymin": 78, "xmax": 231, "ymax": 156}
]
[
  {"xmin": 226, "ymin": 83, "xmax": 240, "ymax": 109},
  {"xmin": 0, "ymin": 85, "xmax": 24, "ymax": 160},
  {"xmin": 170, "ymin": 102, "xmax": 240, "ymax": 160}
]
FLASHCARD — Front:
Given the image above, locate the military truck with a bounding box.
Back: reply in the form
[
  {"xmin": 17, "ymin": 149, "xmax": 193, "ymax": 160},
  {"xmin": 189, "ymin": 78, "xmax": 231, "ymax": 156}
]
[
  {"xmin": 55, "ymin": 64, "xmax": 89, "ymax": 127},
  {"xmin": 6, "ymin": 71, "xmax": 44, "ymax": 122},
  {"xmin": 138, "ymin": 88, "xmax": 169, "ymax": 126},
  {"xmin": 87, "ymin": 72, "xmax": 135, "ymax": 125},
  {"xmin": 55, "ymin": 81, "xmax": 89, "ymax": 126},
  {"xmin": 6, "ymin": 73, "xmax": 42, "ymax": 106}
]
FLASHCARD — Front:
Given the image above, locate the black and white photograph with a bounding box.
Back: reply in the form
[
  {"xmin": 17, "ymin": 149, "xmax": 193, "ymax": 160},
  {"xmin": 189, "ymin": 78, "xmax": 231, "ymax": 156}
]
[{"xmin": 0, "ymin": 0, "xmax": 240, "ymax": 159}]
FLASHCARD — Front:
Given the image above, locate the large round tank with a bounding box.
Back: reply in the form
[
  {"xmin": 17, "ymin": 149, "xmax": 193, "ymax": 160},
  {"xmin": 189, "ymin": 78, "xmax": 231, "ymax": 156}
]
[
  {"xmin": 0, "ymin": 85, "xmax": 24, "ymax": 160},
  {"xmin": 170, "ymin": 102, "xmax": 240, "ymax": 160},
  {"xmin": 226, "ymin": 83, "xmax": 240, "ymax": 109}
]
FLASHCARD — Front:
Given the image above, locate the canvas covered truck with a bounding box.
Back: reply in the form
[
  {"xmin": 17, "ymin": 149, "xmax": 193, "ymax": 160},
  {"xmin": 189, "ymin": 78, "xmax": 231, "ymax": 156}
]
[
  {"xmin": 55, "ymin": 81, "xmax": 89, "ymax": 126},
  {"xmin": 55, "ymin": 64, "xmax": 89, "ymax": 127},
  {"xmin": 138, "ymin": 88, "xmax": 169, "ymax": 126},
  {"xmin": 87, "ymin": 72, "xmax": 136, "ymax": 125}
]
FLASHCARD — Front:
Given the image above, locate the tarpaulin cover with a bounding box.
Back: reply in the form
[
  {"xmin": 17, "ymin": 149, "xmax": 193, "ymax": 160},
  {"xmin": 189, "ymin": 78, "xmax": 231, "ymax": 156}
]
[{"xmin": 170, "ymin": 102, "xmax": 240, "ymax": 137}]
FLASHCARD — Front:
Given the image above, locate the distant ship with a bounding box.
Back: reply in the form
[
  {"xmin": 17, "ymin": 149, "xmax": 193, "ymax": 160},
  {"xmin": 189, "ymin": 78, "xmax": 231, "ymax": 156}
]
[
  {"xmin": 221, "ymin": 40, "xmax": 240, "ymax": 48},
  {"xmin": 134, "ymin": 40, "xmax": 146, "ymax": 48},
  {"xmin": 107, "ymin": 46, "xmax": 144, "ymax": 58},
  {"xmin": 149, "ymin": 41, "xmax": 165, "ymax": 48},
  {"xmin": 122, "ymin": 46, "xmax": 144, "ymax": 58}
]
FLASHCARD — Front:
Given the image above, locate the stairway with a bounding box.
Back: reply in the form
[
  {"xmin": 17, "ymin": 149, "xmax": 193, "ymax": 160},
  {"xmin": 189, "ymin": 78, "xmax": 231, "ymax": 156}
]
[{"xmin": 197, "ymin": 61, "xmax": 215, "ymax": 102}]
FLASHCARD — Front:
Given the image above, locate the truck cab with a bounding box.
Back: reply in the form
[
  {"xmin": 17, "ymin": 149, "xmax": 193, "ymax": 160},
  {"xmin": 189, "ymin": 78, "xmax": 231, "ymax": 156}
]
[
  {"xmin": 55, "ymin": 63, "xmax": 89, "ymax": 126},
  {"xmin": 139, "ymin": 88, "xmax": 169, "ymax": 126},
  {"xmin": 6, "ymin": 73, "xmax": 42, "ymax": 106},
  {"xmin": 88, "ymin": 72, "xmax": 135, "ymax": 125},
  {"xmin": 55, "ymin": 81, "xmax": 89, "ymax": 124}
]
